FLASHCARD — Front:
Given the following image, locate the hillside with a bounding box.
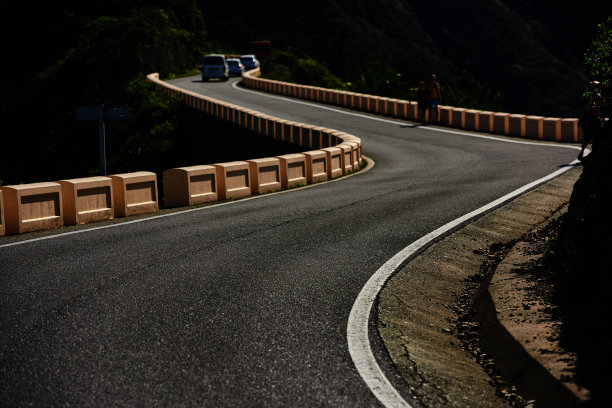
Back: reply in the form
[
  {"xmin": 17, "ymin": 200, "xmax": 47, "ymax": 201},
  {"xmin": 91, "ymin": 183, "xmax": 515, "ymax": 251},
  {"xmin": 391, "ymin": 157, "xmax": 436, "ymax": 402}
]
[
  {"xmin": 200, "ymin": 0, "xmax": 606, "ymax": 117},
  {"xmin": 0, "ymin": 1, "xmax": 608, "ymax": 186}
]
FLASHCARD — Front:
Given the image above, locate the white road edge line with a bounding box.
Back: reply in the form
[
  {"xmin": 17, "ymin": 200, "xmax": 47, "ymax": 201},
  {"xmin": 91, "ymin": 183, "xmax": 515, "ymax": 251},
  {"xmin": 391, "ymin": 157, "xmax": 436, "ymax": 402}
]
[
  {"xmin": 347, "ymin": 160, "xmax": 580, "ymax": 407},
  {"xmin": 235, "ymin": 80, "xmax": 586, "ymax": 407}
]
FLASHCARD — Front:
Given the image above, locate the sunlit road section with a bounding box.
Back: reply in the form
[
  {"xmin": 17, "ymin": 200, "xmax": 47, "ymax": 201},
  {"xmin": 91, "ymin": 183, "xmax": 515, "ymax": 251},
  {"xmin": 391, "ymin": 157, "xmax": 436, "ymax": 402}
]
[{"xmin": 0, "ymin": 76, "xmax": 577, "ymax": 407}]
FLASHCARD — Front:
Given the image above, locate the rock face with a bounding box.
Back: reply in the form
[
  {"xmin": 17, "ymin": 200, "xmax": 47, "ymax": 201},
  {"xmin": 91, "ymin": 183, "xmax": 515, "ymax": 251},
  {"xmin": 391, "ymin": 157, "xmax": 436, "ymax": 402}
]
[{"xmin": 562, "ymin": 120, "xmax": 612, "ymax": 273}]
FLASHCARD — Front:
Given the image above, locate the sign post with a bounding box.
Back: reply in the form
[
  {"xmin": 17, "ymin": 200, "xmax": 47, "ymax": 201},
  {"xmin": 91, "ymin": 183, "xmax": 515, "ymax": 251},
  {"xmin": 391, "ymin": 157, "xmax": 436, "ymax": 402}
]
[{"xmin": 76, "ymin": 104, "xmax": 129, "ymax": 176}]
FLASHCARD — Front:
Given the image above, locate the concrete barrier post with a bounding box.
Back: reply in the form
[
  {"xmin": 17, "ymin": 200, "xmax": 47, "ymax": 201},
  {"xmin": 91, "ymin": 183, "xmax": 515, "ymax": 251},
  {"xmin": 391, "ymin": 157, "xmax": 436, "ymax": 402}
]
[
  {"xmin": 110, "ymin": 172, "xmax": 158, "ymax": 217},
  {"xmin": 464, "ymin": 110, "xmax": 480, "ymax": 130},
  {"xmin": 477, "ymin": 111, "xmax": 494, "ymax": 133},
  {"xmin": 213, "ymin": 162, "xmax": 251, "ymax": 200},
  {"xmin": 493, "ymin": 113, "xmax": 509, "ymax": 135},
  {"xmin": 277, "ymin": 154, "xmax": 307, "ymax": 188},
  {"xmin": 321, "ymin": 147, "xmax": 343, "ymax": 179},
  {"xmin": 303, "ymin": 151, "xmax": 328, "ymax": 184},
  {"xmin": 58, "ymin": 177, "xmax": 114, "ymax": 225},
  {"xmin": 0, "ymin": 182, "xmax": 63, "ymax": 234},
  {"xmin": 508, "ymin": 114, "xmax": 526, "ymax": 137},
  {"xmin": 337, "ymin": 144, "xmax": 354, "ymax": 173},
  {"xmin": 451, "ymin": 108, "xmax": 467, "ymax": 128},
  {"xmin": 438, "ymin": 106, "xmax": 453, "ymax": 126},
  {"xmin": 0, "ymin": 190, "xmax": 5, "ymax": 236},
  {"xmin": 301, "ymin": 125, "xmax": 313, "ymax": 148},
  {"xmin": 163, "ymin": 165, "xmax": 217, "ymax": 207},
  {"xmin": 561, "ymin": 119, "xmax": 579, "ymax": 142},
  {"xmin": 525, "ymin": 116, "xmax": 544, "ymax": 139},
  {"xmin": 311, "ymin": 127, "xmax": 324, "ymax": 149},
  {"xmin": 543, "ymin": 118, "xmax": 561, "ymax": 141},
  {"xmin": 247, "ymin": 158, "xmax": 281, "ymax": 194}
]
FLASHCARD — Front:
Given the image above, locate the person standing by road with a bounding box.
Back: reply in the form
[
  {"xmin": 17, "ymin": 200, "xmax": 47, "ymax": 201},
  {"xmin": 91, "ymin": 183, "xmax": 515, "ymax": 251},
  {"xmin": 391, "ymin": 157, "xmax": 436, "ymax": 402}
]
[{"xmin": 426, "ymin": 74, "xmax": 442, "ymax": 123}]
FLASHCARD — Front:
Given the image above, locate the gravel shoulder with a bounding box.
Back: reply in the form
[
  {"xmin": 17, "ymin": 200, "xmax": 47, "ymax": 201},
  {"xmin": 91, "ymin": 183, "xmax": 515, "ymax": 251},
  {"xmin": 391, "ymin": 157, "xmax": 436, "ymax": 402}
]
[{"xmin": 377, "ymin": 165, "xmax": 584, "ymax": 407}]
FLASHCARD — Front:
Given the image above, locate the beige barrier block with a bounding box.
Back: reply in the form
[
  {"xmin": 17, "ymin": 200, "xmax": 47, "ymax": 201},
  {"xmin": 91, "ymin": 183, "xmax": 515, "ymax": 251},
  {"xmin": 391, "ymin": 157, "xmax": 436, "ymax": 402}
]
[
  {"xmin": 311, "ymin": 127, "xmax": 326, "ymax": 149},
  {"xmin": 451, "ymin": 107, "xmax": 467, "ymax": 128},
  {"xmin": 300, "ymin": 124, "xmax": 314, "ymax": 148},
  {"xmin": 110, "ymin": 172, "xmax": 158, "ymax": 217},
  {"xmin": 277, "ymin": 154, "xmax": 307, "ymax": 188},
  {"xmin": 508, "ymin": 114, "xmax": 526, "ymax": 137},
  {"xmin": 0, "ymin": 190, "xmax": 5, "ymax": 236},
  {"xmin": 321, "ymin": 147, "xmax": 343, "ymax": 179},
  {"xmin": 525, "ymin": 115, "xmax": 544, "ymax": 139},
  {"xmin": 543, "ymin": 118, "xmax": 562, "ymax": 141},
  {"xmin": 213, "ymin": 162, "xmax": 251, "ymax": 200},
  {"xmin": 247, "ymin": 158, "xmax": 281, "ymax": 194},
  {"xmin": 561, "ymin": 119, "xmax": 579, "ymax": 142},
  {"xmin": 493, "ymin": 113, "xmax": 509, "ymax": 134},
  {"xmin": 58, "ymin": 177, "xmax": 113, "ymax": 226},
  {"xmin": 303, "ymin": 151, "xmax": 328, "ymax": 184},
  {"xmin": 477, "ymin": 111, "xmax": 494, "ymax": 133},
  {"xmin": 343, "ymin": 141, "xmax": 361, "ymax": 169},
  {"xmin": 0, "ymin": 182, "xmax": 63, "ymax": 234},
  {"xmin": 337, "ymin": 144, "xmax": 355, "ymax": 173},
  {"xmin": 464, "ymin": 110, "xmax": 480, "ymax": 130},
  {"xmin": 378, "ymin": 97, "xmax": 390, "ymax": 115},
  {"xmin": 163, "ymin": 165, "xmax": 217, "ymax": 208},
  {"xmin": 407, "ymin": 101, "xmax": 419, "ymax": 120},
  {"xmin": 438, "ymin": 106, "xmax": 453, "ymax": 126}
]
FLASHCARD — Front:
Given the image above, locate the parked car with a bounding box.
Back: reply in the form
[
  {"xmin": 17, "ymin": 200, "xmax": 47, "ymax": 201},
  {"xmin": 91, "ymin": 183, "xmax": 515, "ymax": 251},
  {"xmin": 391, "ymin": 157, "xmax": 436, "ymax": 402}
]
[
  {"xmin": 227, "ymin": 58, "xmax": 244, "ymax": 76},
  {"xmin": 201, "ymin": 54, "xmax": 229, "ymax": 81},
  {"xmin": 240, "ymin": 54, "xmax": 260, "ymax": 70}
]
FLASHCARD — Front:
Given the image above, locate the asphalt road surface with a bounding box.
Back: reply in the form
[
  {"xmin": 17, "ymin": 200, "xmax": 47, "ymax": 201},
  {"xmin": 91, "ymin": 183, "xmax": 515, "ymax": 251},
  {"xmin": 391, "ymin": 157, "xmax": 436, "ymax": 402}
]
[{"xmin": 0, "ymin": 76, "xmax": 578, "ymax": 407}]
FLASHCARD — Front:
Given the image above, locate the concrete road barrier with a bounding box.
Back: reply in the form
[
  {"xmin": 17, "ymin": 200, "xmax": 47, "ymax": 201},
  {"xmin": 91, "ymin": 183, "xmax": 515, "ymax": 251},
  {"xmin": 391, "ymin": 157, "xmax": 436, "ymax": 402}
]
[
  {"xmin": 110, "ymin": 172, "xmax": 159, "ymax": 217},
  {"xmin": 277, "ymin": 154, "xmax": 307, "ymax": 188},
  {"xmin": 451, "ymin": 108, "xmax": 467, "ymax": 129},
  {"xmin": 59, "ymin": 176, "xmax": 114, "ymax": 225},
  {"xmin": 247, "ymin": 158, "xmax": 282, "ymax": 194},
  {"xmin": 525, "ymin": 116, "xmax": 544, "ymax": 140},
  {"xmin": 543, "ymin": 118, "xmax": 561, "ymax": 141},
  {"xmin": 477, "ymin": 111, "xmax": 494, "ymax": 133},
  {"xmin": 213, "ymin": 162, "xmax": 251, "ymax": 200},
  {"xmin": 0, "ymin": 190, "xmax": 5, "ymax": 236},
  {"xmin": 303, "ymin": 151, "xmax": 329, "ymax": 184},
  {"xmin": 321, "ymin": 147, "xmax": 343, "ymax": 179},
  {"xmin": 561, "ymin": 119, "xmax": 579, "ymax": 142},
  {"xmin": 163, "ymin": 165, "xmax": 218, "ymax": 208},
  {"xmin": 508, "ymin": 114, "xmax": 526, "ymax": 137},
  {"xmin": 0, "ymin": 182, "xmax": 63, "ymax": 234},
  {"xmin": 337, "ymin": 144, "xmax": 354, "ymax": 174},
  {"xmin": 493, "ymin": 113, "xmax": 510, "ymax": 135}
]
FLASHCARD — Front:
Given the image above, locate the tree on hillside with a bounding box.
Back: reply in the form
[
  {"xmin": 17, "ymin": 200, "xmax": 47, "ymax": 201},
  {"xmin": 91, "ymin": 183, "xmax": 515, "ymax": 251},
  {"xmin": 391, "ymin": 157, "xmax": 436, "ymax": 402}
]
[
  {"xmin": 0, "ymin": 1, "xmax": 209, "ymax": 185},
  {"xmin": 584, "ymin": 16, "xmax": 612, "ymax": 110}
]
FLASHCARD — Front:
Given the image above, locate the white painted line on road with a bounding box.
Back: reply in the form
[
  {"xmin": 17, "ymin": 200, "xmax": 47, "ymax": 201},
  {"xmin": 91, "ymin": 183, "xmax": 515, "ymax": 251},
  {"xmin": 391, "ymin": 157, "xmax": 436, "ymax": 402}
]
[
  {"xmin": 0, "ymin": 156, "xmax": 374, "ymax": 250},
  {"xmin": 233, "ymin": 81, "xmax": 586, "ymax": 406},
  {"xmin": 346, "ymin": 160, "xmax": 579, "ymax": 407}
]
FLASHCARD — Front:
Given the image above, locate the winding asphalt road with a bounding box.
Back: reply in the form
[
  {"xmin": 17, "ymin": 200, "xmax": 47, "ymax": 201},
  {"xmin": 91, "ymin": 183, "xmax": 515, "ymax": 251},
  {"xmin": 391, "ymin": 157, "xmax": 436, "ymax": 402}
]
[{"xmin": 0, "ymin": 76, "xmax": 578, "ymax": 407}]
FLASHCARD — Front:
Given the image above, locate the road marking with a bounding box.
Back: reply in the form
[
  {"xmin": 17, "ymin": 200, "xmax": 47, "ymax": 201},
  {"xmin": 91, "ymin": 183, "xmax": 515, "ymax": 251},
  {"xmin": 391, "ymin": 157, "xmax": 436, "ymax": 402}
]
[
  {"xmin": 347, "ymin": 160, "xmax": 579, "ymax": 407},
  {"xmin": 3, "ymin": 78, "xmax": 583, "ymax": 406},
  {"xmin": 234, "ymin": 80, "xmax": 585, "ymax": 406},
  {"xmin": 0, "ymin": 158, "xmax": 373, "ymax": 250}
]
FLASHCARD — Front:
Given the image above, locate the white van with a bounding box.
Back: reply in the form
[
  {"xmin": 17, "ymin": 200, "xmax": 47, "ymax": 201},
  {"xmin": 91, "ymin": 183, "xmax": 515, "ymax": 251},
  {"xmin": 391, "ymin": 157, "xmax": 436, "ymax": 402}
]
[{"xmin": 201, "ymin": 54, "xmax": 229, "ymax": 81}]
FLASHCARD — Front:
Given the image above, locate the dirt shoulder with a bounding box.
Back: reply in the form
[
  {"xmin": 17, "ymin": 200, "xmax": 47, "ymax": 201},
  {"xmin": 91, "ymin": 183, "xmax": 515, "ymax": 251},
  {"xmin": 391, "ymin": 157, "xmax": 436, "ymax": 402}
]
[{"xmin": 377, "ymin": 165, "xmax": 584, "ymax": 407}]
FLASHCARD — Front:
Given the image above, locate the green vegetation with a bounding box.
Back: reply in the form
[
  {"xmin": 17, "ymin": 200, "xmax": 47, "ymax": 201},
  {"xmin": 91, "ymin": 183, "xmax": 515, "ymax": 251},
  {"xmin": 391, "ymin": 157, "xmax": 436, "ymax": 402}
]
[
  {"xmin": 261, "ymin": 50, "xmax": 346, "ymax": 90},
  {"xmin": 584, "ymin": 17, "xmax": 612, "ymax": 104}
]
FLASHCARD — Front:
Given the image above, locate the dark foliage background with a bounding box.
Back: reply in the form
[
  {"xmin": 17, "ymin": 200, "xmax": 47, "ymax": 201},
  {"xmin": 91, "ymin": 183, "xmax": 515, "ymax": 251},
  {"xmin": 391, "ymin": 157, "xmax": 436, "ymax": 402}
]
[{"xmin": 0, "ymin": 0, "xmax": 610, "ymax": 187}]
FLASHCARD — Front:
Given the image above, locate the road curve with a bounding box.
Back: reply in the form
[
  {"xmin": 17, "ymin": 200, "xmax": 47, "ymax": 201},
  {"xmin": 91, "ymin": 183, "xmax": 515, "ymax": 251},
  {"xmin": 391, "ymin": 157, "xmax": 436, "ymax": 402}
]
[{"xmin": 0, "ymin": 76, "xmax": 578, "ymax": 407}]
